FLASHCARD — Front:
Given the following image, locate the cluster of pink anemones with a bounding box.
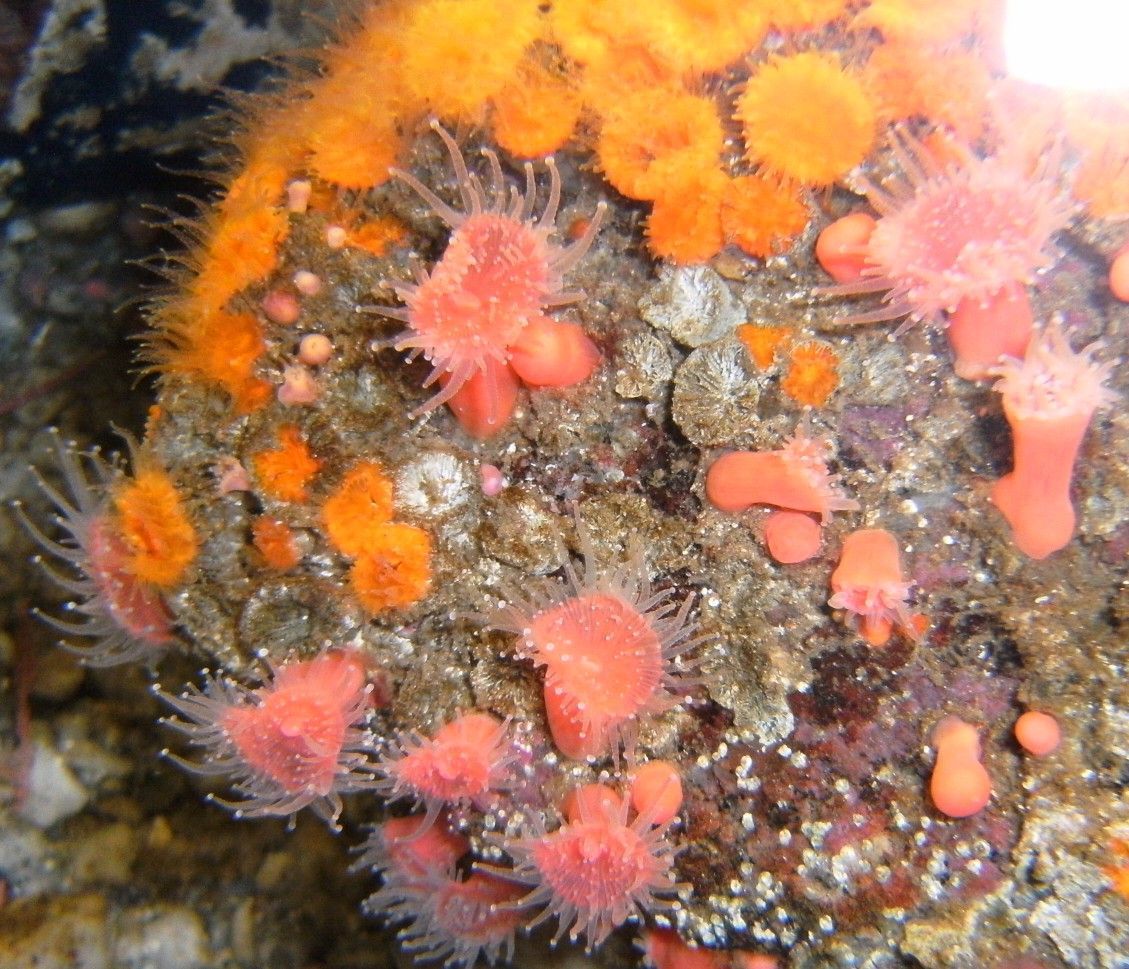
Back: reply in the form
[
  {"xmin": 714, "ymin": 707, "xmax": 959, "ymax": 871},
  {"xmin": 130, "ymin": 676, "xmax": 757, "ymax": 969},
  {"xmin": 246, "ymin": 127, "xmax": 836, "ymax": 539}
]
[
  {"xmin": 370, "ymin": 121, "xmax": 606, "ymax": 439},
  {"xmin": 17, "ymin": 432, "xmax": 176, "ymax": 667},
  {"xmin": 819, "ymin": 128, "xmax": 1074, "ymax": 379},
  {"xmin": 485, "ymin": 528, "xmax": 704, "ymax": 762},
  {"xmin": 989, "ymin": 320, "xmax": 1117, "ymax": 559},
  {"xmin": 371, "ymin": 710, "xmax": 516, "ymax": 831},
  {"xmin": 157, "ymin": 650, "xmax": 375, "ymax": 828},
  {"xmin": 481, "ymin": 782, "xmax": 685, "ymax": 952},
  {"xmin": 354, "ymin": 813, "xmax": 524, "ymax": 969}
]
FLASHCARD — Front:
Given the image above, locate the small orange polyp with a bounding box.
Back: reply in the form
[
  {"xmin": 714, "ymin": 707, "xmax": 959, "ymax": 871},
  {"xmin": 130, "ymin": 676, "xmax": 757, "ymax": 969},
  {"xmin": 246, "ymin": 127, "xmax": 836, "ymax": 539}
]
[
  {"xmin": 1014, "ymin": 710, "xmax": 1061, "ymax": 756},
  {"xmin": 630, "ymin": 761, "xmax": 683, "ymax": 826},
  {"xmin": 829, "ymin": 528, "xmax": 917, "ymax": 647},
  {"xmin": 929, "ymin": 716, "xmax": 991, "ymax": 818},
  {"xmin": 1109, "ymin": 242, "xmax": 1129, "ymax": 301},
  {"xmin": 508, "ymin": 316, "xmax": 600, "ymax": 387},
  {"xmin": 763, "ymin": 510, "xmax": 822, "ymax": 564},
  {"xmin": 815, "ymin": 212, "xmax": 875, "ymax": 283},
  {"xmin": 946, "ymin": 282, "xmax": 1034, "ymax": 381}
]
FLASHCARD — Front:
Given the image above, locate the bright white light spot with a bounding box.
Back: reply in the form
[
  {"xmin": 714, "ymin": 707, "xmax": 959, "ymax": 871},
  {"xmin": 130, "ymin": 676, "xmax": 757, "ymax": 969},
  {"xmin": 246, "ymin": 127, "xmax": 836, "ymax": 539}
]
[{"xmin": 1005, "ymin": 0, "xmax": 1129, "ymax": 90}]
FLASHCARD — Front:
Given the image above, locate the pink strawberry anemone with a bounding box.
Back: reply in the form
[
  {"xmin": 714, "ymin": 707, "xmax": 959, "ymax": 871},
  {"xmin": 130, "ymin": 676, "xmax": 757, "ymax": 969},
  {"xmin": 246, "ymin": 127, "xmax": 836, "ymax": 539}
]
[
  {"xmin": 486, "ymin": 527, "xmax": 704, "ymax": 762},
  {"xmin": 821, "ymin": 128, "xmax": 1073, "ymax": 379},
  {"xmin": 157, "ymin": 650, "xmax": 375, "ymax": 827},
  {"xmin": 374, "ymin": 121, "xmax": 605, "ymax": 437},
  {"xmin": 481, "ymin": 783, "xmax": 684, "ymax": 951}
]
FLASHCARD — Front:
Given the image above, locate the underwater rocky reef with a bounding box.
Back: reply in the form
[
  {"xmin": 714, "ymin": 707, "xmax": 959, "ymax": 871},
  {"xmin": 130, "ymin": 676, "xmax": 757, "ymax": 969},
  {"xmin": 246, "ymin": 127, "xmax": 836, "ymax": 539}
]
[{"xmin": 4, "ymin": 1, "xmax": 1129, "ymax": 967}]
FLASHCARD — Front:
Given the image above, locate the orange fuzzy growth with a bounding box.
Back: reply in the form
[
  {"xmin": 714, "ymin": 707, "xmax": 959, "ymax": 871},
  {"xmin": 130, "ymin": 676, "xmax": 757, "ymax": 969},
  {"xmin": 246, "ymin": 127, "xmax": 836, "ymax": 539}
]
[
  {"xmin": 1065, "ymin": 93, "xmax": 1129, "ymax": 219},
  {"xmin": 782, "ymin": 341, "xmax": 840, "ymax": 407},
  {"xmin": 1102, "ymin": 838, "xmax": 1129, "ymax": 900},
  {"xmin": 852, "ymin": 0, "xmax": 983, "ymax": 47},
  {"xmin": 303, "ymin": 84, "xmax": 406, "ymax": 190},
  {"xmin": 737, "ymin": 51, "xmax": 877, "ymax": 187},
  {"xmin": 194, "ymin": 205, "xmax": 288, "ymax": 310},
  {"xmin": 322, "ymin": 462, "xmax": 395, "ymax": 557},
  {"xmin": 1110, "ymin": 244, "xmax": 1129, "ymax": 302},
  {"xmin": 596, "ymin": 87, "xmax": 725, "ymax": 201},
  {"xmin": 252, "ymin": 426, "xmax": 321, "ymax": 503},
  {"xmin": 863, "ymin": 43, "xmax": 991, "ymax": 142},
  {"xmin": 763, "ymin": 510, "xmax": 822, "ymax": 564},
  {"xmin": 630, "ymin": 761, "xmax": 683, "ymax": 825},
  {"xmin": 349, "ymin": 522, "xmax": 432, "ymax": 613},
  {"xmin": 152, "ymin": 303, "xmax": 271, "ymax": 413},
  {"xmin": 398, "ymin": 0, "xmax": 544, "ymax": 123},
  {"xmin": 1014, "ymin": 711, "xmax": 1061, "ymax": 757},
  {"xmin": 759, "ymin": 0, "xmax": 849, "ymax": 30},
  {"xmin": 721, "ymin": 174, "xmax": 810, "ymax": 258},
  {"xmin": 252, "ymin": 517, "xmax": 301, "ymax": 571},
  {"xmin": 111, "ymin": 467, "xmax": 198, "ymax": 589},
  {"xmin": 646, "ymin": 165, "xmax": 727, "ymax": 264},
  {"xmin": 628, "ymin": 0, "xmax": 768, "ymax": 77},
  {"xmin": 492, "ymin": 55, "xmax": 582, "ymax": 158},
  {"xmin": 829, "ymin": 528, "xmax": 916, "ymax": 646},
  {"xmin": 333, "ymin": 211, "xmax": 409, "ymax": 257},
  {"xmin": 816, "ymin": 212, "xmax": 876, "ymax": 284},
  {"xmin": 737, "ymin": 324, "xmax": 790, "ymax": 369},
  {"xmin": 929, "ymin": 716, "xmax": 991, "ymax": 818}
]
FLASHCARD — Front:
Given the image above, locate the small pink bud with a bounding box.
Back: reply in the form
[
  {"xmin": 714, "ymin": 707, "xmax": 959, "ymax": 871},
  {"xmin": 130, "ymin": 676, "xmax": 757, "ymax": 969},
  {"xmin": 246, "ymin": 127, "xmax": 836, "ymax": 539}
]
[
  {"xmin": 261, "ymin": 289, "xmax": 300, "ymax": 326},
  {"xmin": 479, "ymin": 463, "xmax": 505, "ymax": 496},
  {"xmin": 292, "ymin": 270, "xmax": 322, "ymax": 296},
  {"xmin": 216, "ymin": 457, "xmax": 252, "ymax": 494},
  {"xmin": 277, "ymin": 366, "xmax": 319, "ymax": 406},
  {"xmin": 287, "ymin": 180, "xmax": 311, "ymax": 214},
  {"xmin": 298, "ymin": 334, "xmax": 333, "ymax": 367},
  {"xmin": 325, "ymin": 225, "xmax": 347, "ymax": 249}
]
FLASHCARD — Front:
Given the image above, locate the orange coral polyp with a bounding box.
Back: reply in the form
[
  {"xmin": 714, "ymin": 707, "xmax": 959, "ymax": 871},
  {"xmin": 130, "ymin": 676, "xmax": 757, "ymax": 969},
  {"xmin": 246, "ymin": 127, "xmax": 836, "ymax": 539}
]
[
  {"xmin": 782, "ymin": 342, "xmax": 840, "ymax": 407},
  {"xmin": 253, "ymin": 426, "xmax": 322, "ymax": 503},
  {"xmin": 111, "ymin": 467, "xmax": 198, "ymax": 589},
  {"xmin": 737, "ymin": 51, "xmax": 876, "ymax": 186},
  {"xmin": 322, "ymin": 462, "xmax": 396, "ymax": 557},
  {"xmin": 349, "ymin": 522, "xmax": 433, "ymax": 613},
  {"xmin": 596, "ymin": 87, "xmax": 725, "ymax": 202}
]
